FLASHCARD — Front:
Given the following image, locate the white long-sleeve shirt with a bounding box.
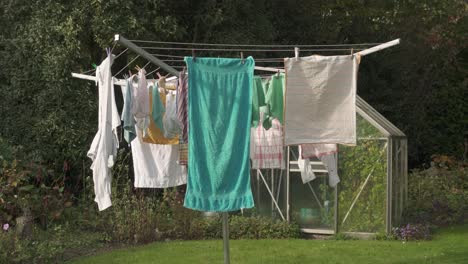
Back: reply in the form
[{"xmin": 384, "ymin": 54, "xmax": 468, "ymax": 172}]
[{"xmin": 87, "ymin": 54, "xmax": 120, "ymax": 211}]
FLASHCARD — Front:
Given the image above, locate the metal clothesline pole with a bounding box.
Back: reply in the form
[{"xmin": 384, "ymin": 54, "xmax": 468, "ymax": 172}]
[
  {"xmin": 114, "ymin": 34, "xmax": 233, "ymax": 264},
  {"xmin": 222, "ymin": 213, "xmax": 230, "ymax": 264}
]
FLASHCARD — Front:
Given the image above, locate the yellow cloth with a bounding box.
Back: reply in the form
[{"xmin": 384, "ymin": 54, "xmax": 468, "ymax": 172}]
[{"xmin": 142, "ymin": 88, "xmax": 179, "ymax": 145}]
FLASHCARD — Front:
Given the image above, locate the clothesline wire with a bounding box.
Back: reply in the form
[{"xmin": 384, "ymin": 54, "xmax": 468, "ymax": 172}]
[
  {"xmin": 115, "ymin": 48, "xmax": 129, "ymax": 60},
  {"xmin": 80, "ymin": 68, "xmax": 96, "ymax": 74},
  {"xmin": 129, "ymin": 39, "xmax": 382, "ymax": 47},
  {"xmin": 110, "ymin": 41, "xmax": 118, "ymax": 54},
  {"xmin": 113, "ymin": 55, "xmax": 141, "ymax": 77},
  {"xmin": 157, "ymin": 59, "xmax": 287, "ymax": 62},
  {"xmin": 141, "ymin": 46, "xmax": 364, "ymax": 52},
  {"xmin": 150, "ymin": 54, "xmax": 286, "ymax": 59},
  {"xmin": 79, "ymin": 48, "xmax": 129, "ymax": 75},
  {"xmin": 145, "ymin": 67, "xmax": 161, "ymax": 77},
  {"xmin": 141, "ymin": 61, "xmax": 151, "ymax": 70}
]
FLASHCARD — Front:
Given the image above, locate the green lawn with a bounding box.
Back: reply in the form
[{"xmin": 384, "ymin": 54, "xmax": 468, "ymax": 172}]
[{"xmin": 69, "ymin": 225, "xmax": 468, "ymax": 264}]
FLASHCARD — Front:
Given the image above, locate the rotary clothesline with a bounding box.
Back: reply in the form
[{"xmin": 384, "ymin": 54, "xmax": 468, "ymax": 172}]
[
  {"xmin": 71, "ymin": 35, "xmax": 400, "ymax": 264},
  {"xmin": 75, "ymin": 36, "xmax": 399, "ymax": 81}
]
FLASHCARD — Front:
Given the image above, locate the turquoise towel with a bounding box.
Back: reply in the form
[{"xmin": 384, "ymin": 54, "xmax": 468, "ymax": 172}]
[{"xmin": 184, "ymin": 56, "xmax": 255, "ymax": 212}]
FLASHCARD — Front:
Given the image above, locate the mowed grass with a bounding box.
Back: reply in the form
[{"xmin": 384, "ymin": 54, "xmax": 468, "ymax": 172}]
[{"xmin": 69, "ymin": 225, "xmax": 468, "ymax": 264}]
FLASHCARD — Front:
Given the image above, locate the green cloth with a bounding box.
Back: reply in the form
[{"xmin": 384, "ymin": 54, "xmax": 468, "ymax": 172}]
[
  {"xmin": 184, "ymin": 56, "xmax": 255, "ymax": 212},
  {"xmin": 252, "ymin": 74, "xmax": 285, "ymax": 130},
  {"xmin": 251, "ymin": 76, "xmax": 266, "ymax": 127},
  {"xmin": 151, "ymin": 83, "xmax": 165, "ymax": 131},
  {"xmin": 263, "ymin": 74, "xmax": 285, "ymax": 129}
]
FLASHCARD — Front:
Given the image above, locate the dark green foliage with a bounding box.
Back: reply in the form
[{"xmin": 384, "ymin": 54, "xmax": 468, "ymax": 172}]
[
  {"xmin": 403, "ymin": 155, "xmax": 468, "ymax": 226},
  {"xmin": 0, "ymin": 160, "xmax": 72, "ymax": 230},
  {"xmin": 0, "ymin": 223, "xmax": 104, "ymax": 264},
  {"xmin": 0, "ymin": 0, "xmax": 466, "ymax": 170}
]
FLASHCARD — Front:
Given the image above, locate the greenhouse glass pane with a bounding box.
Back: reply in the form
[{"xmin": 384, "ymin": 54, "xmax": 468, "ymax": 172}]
[
  {"xmin": 356, "ymin": 113, "xmax": 385, "ymax": 139},
  {"xmin": 290, "ymin": 171, "xmax": 335, "ymax": 230},
  {"xmin": 248, "ymin": 169, "xmax": 286, "ymax": 220},
  {"xmin": 338, "ymin": 138, "xmax": 388, "ymax": 233}
]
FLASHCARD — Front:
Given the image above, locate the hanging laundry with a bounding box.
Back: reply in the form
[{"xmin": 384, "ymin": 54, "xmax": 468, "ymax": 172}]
[
  {"xmin": 297, "ymin": 146, "xmax": 316, "ymax": 184},
  {"xmin": 131, "ymin": 127, "xmax": 187, "ymax": 188},
  {"xmin": 184, "ymin": 57, "xmax": 255, "ymax": 212},
  {"xmin": 250, "ymin": 113, "xmax": 284, "ymax": 169},
  {"xmin": 87, "ymin": 53, "xmax": 120, "ymax": 211},
  {"xmin": 120, "ymin": 77, "xmax": 136, "ymax": 144},
  {"xmin": 163, "ymin": 91, "xmax": 180, "ymax": 139},
  {"xmin": 176, "ymin": 71, "xmax": 189, "ymax": 143},
  {"xmin": 319, "ymin": 153, "xmax": 340, "ymax": 187},
  {"xmin": 178, "ymin": 142, "xmax": 188, "ymax": 165},
  {"xmin": 263, "ymin": 73, "xmax": 284, "ymax": 130},
  {"xmin": 284, "ymin": 55, "xmax": 359, "ymax": 145},
  {"xmin": 252, "ymin": 74, "xmax": 285, "ymax": 130},
  {"xmin": 132, "ymin": 69, "xmax": 150, "ymax": 135},
  {"xmin": 301, "ymin": 144, "xmax": 338, "ymax": 159},
  {"xmin": 142, "ymin": 85, "xmax": 179, "ymax": 145},
  {"xmin": 251, "ymin": 76, "xmax": 267, "ymax": 128},
  {"xmin": 176, "ymin": 70, "xmax": 189, "ymax": 166},
  {"xmin": 150, "ymin": 83, "xmax": 165, "ymax": 132}
]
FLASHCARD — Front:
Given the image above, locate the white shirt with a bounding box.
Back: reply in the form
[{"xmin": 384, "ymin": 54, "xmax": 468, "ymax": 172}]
[{"xmin": 87, "ymin": 54, "xmax": 120, "ymax": 211}]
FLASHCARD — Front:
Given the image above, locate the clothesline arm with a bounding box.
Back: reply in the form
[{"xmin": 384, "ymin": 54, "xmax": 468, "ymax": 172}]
[
  {"xmin": 70, "ymin": 72, "xmax": 176, "ymax": 86},
  {"xmin": 355, "ymin": 39, "xmax": 400, "ymax": 57},
  {"xmin": 254, "ymin": 66, "xmax": 285, "ymax": 73},
  {"xmin": 115, "ymin": 34, "xmax": 180, "ymax": 77}
]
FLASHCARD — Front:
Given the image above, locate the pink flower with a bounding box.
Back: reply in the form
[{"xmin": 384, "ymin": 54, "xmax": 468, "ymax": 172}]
[{"xmin": 2, "ymin": 223, "xmax": 9, "ymax": 231}]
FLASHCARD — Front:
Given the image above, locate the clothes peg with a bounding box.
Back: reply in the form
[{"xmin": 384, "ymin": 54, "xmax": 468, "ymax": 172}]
[
  {"xmin": 294, "ymin": 47, "xmax": 300, "ymax": 61},
  {"xmin": 91, "ymin": 63, "xmax": 97, "ymax": 69},
  {"xmin": 157, "ymin": 72, "xmax": 167, "ymax": 94},
  {"xmin": 240, "ymin": 51, "xmax": 244, "ymax": 64},
  {"xmin": 192, "ymin": 49, "xmax": 196, "ymax": 62},
  {"xmin": 350, "ymin": 48, "xmax": 354, "ymax": 60}
]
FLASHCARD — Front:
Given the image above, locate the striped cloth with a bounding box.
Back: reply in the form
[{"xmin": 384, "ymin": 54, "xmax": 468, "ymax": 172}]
[
  {"xmin": 177, "ymin": 71, "xmax": 188, "ymax": 143},
  {"xmin": 284, "ymin": 55, "xmax": 359, "ymax": 145},
  {"xmin": 178, "ymin": 143, "xmax": 188, "ymax": 165},
  {"xmin": 250, "ymin": 114, "xmax": 285, "ymax": 169}
]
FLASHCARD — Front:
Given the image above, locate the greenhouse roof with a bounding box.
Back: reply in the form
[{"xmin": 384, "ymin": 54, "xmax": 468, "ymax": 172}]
[{"xmin": 356, "ymin": 96, "xmax": 406, "ymax": 138}]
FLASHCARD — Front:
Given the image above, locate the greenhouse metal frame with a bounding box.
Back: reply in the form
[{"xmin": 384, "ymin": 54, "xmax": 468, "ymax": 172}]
[{"xmin": 250, "ymin": 96, "xmax": 407, "ymax": 235}]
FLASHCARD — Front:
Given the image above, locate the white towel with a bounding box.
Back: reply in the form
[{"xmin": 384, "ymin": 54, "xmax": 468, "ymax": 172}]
[
  {"xmin": 132, "ymin": 127, "xmax": 187, "ymax": 188},
  {"xmin": 284, "ymin": 55, "xmax": 359, "ymax": 145}
]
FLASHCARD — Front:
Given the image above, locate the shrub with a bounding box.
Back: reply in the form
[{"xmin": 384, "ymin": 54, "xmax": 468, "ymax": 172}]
[
  {"xmin": 228, "ymin": 215, "xmax": 300, "ymax": 239},
  {"xmin": 0, "ymin": 160, "xmax": 72, "ymax": 233},
  {"xmin": 392, "ymin": 223, "xmax": 432, "ymax": 241},
  {"xmin": 403, "ymin": 155, "xmax": 467, "ymax": 226}
]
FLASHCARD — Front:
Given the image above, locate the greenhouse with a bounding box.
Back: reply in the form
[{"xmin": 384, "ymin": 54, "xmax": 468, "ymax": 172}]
[{"xmin": 249, "ymin": 96, "xmax": 407, "ymax": 235}]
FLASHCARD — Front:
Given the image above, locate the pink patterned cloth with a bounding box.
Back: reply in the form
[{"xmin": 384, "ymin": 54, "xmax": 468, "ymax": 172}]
[
  {"xmin": 250, "ymin": 117, "xmax": 284, "ymax": 169},
  {"xmin": 300, "ymin": 144, "xmax": 338, "ymax": 159}
]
